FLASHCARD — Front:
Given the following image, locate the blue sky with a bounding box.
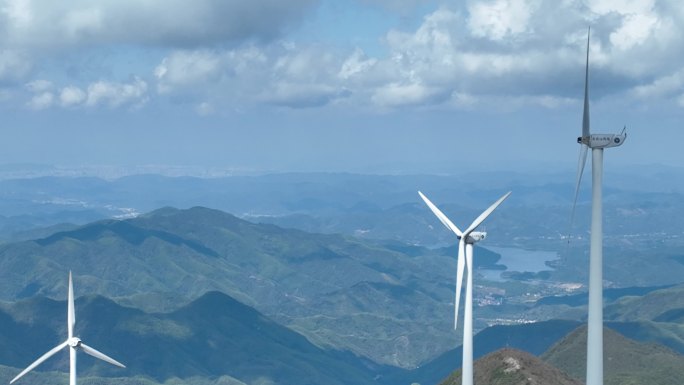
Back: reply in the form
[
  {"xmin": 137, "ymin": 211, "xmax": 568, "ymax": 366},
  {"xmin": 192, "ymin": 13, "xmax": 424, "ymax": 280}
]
[{"xmin": 0, "ymin": 0, "xmax": 682, "ymax": 174}]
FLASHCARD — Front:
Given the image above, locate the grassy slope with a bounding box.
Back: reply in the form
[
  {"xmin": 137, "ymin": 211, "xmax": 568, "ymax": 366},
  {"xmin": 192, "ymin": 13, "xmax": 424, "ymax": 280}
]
[
  {"xmin": 439, "ymin": 348, "xmax": 581, "ymax": 385},
  {"xmin": 542, "ymin": 326, "xmax": 684, "ymax": 385}
]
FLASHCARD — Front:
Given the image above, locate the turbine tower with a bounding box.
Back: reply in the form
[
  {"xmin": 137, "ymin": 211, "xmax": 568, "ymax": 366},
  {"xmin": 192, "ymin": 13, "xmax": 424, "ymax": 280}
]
[
  {"xmin": 571, "ymin": 28, "xmax": 626, "ymax": 385},
  {"xmin": 419, "ymin": 191, "xmax": 510, "ymax": 385},
  {"xmin": 10, "ymin": 272, "xmax": 126, "ymax": 385}
]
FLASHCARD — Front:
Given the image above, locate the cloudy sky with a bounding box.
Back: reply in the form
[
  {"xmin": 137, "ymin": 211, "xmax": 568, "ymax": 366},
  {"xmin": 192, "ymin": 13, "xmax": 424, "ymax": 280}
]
[{"xmin": 0, "ymin": 0, "xmax": 682, "ymax": 174}]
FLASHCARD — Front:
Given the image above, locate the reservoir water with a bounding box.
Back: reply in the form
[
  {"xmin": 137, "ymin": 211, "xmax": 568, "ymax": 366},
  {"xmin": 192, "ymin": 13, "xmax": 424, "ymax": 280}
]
[{"xmin": 479, "ymin": 246, "xmax": 558, "ymax": 282}]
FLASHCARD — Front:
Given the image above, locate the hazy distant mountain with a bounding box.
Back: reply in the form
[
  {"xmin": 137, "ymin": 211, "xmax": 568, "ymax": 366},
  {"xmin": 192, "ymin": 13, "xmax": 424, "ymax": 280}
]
[
  {"xmin": 439, "ymin": 348, "xmax": 581, "ymax": 385},
  {"xmin": 0, "ymin": 292, "xmax": 397, "ymax": 385},
  {"xmin": 2, "ymin": 172, "xmax": 684, "ymax": 289},
  {"xmin": 0, "ymin": 206, "xmax": 464, "ymax": 367},
  {"xmin": 543, "ymin": 326, "xmax": 684, "ymax": 385},
  {"xmin": 605, "ymin": 283, "xmax": 684, "ymax": 322}
]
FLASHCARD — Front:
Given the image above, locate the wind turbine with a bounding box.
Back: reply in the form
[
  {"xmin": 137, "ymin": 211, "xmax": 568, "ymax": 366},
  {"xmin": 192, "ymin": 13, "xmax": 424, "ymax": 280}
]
[
  {"xmin": 10, "ymin": 272, "xmax": 126, "ymax": 385},
  {"xmin": 571, "ymin": 28, "xmax": 626, "ymax": 385},
  {"xmin": 419, "ymin": 191, "xmax": 510, "ymax": 385}
]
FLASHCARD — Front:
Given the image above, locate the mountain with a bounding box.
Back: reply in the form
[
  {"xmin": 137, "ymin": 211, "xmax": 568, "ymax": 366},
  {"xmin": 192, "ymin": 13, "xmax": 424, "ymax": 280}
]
[
  {"xmin": 386, "ymin": 319, "xmax": 582, "ymax": 385},
  {"xmin": 542, "ymin": 326, "xmax": 684, "ymax": 385},
  {"xmin": 0, "ymin": 291, "xmax": 399, "ymax": 385},
  {"xmin": 0, "ymin": 207, "xmax": 462, "ymax": 367},
  {"xmin": 604, "ymin": 283, "xmax": 684, "ymax": 322},
  {"xmin": 394, "ymin": 318, "xmax": 684, "ymax": 385},
  {"xmin": 536, "ymin": 284, "xmax": 674, "ymax": 307},
  {"xmin": 439, "ymin": 348, "xmax": 581, "ymax": 385}
]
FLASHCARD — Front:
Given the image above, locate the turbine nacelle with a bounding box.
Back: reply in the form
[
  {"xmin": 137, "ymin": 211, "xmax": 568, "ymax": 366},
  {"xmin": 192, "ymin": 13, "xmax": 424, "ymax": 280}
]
[
  {"xmin": 466, "ymin": 231, "xmax": 486, "ymax": 243},
  {"xmin": 577, "ymin": 127, "xmax": 627, "ymax": 149}
]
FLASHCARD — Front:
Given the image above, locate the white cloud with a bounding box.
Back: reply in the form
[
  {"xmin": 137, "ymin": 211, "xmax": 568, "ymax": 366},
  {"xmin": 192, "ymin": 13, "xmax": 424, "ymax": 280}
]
[
  {"xmin": 155, "ymin": 50, "xmax": 223, "ymax": 94},
  {"xmin": 0, "ymin": 0, "xmax": 316, "ymax": 49},
  {"xmin": 62, "ymin": 7, "xmax": 103, "ymax": 40},
  {"xmin": 144, "ymin": 1, "xmax": 684, "ymax": 111},
  {"xmin": 154, "ymin": 43, "xmax": 351, "ymax": 109},
  {"xmin": 372, "ymin": 82, "xmax": 448, "ymax": 107},
  {"xmin": 195, "ymin": 101, "xmax": 214, "ymax": 116},
  {"xmin": 339, "ymin": 49, "xmax": 378, "ymax": 80},
  {"xmin": 27, "ymin": 91, "xmax": 54, "ymax": 109},
  {"xmin": 1, "ymin": 0, "xmax": 33, "ymax": 27},
  {"xmin": 631, "ymin": 68, "xmax": 684, "ymax": 99},
  {"xmin": 586, "ymin": 0, "xmax": 655, "ymax": 15},
  {"xmin": 59, "ymin": 86, "xmax": 86, "ymax": 107},
  {"xmin": 261, "ymin": 82, "xmax": 348, "ymax": 108},
  {"xmin": 0, "ymin": 49, "xmax": 31, "ymax": 82},
  {"xmin": 467, "ymin": 0, "xmax": 539, "ymax": 41},
  {"xmin": 21, "ymin": 78, "xmax": 148, "ymax": 109},
  {"xmin": 10, "ymin": 0, "xmax": 684, "ymax": 113},
  {"xmin": 356, "ymin": 0, "xmax": 441, "ymax": 15},
  {"xmin": 85, "ymin": 77, "xmax": 148, "ymax": 108},
  {"xmin": 25, "ymin": 79, "xmax": 52, "ymax": 92}
]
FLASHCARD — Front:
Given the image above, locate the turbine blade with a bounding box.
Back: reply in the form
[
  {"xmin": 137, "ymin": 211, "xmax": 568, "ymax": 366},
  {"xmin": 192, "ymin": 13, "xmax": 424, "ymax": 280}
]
[
  {"xmin": 418, "ymin": 191, "xmax": 463, "ymax": 237},
  {"xmin": 463, "ymin": 192, "xmax": 511, "ymax": 236},
  {"xmin": 454, "ymin": 239, "xmax": 466, "ymax": 330},
  {"xmin": 583, "ymin": 27, "xmax": 591, "ymax": 138},
  {"xmin": 68, "ymin": 271, "xmax": 75, "ymax": 339},
  {"xmin": 10, "ymin": 341, "xmax": 69, "ymax": 384},
  {"xmin": 79, "ymin": 343, "xmax": 126, "ymax": 368},
  {"xmin": 569, "ymin": 144, "xmax": 589, "ymax": 238}
]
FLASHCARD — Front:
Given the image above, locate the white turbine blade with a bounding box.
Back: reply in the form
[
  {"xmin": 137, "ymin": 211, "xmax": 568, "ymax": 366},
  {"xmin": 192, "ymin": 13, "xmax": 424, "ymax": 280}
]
[
  {"xmin": 569, "ymin": 144, "xmax": 589, "ymax": 238},
  {"xmin": 463, "ymin": 192, "xmax": 512, "ymax": 236},
  {"xmin": 10, "ymin": 341, "xmax": 69, "ymax": 384},
  {"xmin": 582, "ymin": 27, "xmax": 591, "ymax": 138},
  {"xmin": 453, "ymin": 238, "xmax": 466, "ymax": 330},
  {"xmin": 79, "ymin": 343, "xmax": 126, "ymax": 368},
  {"xmin": 68, "ymin": 271, "xmax": 75, "ymax": 339},
  {"xmin": 418, "ymin": 191, "xmax": 463, "ymax": 237}
]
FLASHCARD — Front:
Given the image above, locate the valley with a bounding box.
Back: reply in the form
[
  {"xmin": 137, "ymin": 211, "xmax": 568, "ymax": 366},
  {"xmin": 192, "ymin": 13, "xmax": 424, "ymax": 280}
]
[{"xmin": 0, "ymin": 171, "xmax": 683, "ymax": 384}]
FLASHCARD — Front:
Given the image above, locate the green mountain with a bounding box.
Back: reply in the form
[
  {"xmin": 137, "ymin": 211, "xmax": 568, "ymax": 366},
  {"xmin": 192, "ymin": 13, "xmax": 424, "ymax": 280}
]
[
  {"xmin": 605, "ymin": 283, "xmax": 684, "ymax": 322},
  {"xmin": 0, "ymin": 206, "xmax": 464, "ymax": 367},
  {"xmin": 0, "ymin": 291, "xmax": 399, "ymax": 385},
  {"xmin": 393, "ymin": 317, "xmax": 684, "ymax": 385},
  {"xmin": 386, "ymin": 319, "xmax": 582, "ymax": 385},
  {"xmin": 439, "ymin": 348, "xmax": 581, "ymax": 385},
  {"xmin": 542, "ymin": 326, "xmax": 684, "ymax": 385}
]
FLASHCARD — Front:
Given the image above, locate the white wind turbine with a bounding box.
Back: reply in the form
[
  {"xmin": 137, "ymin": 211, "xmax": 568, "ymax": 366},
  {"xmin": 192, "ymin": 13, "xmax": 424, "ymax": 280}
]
[
  {"xmin": 419, "ymin": 191, "xmax": 510, "ymax": 385},
  {"xmin": 571, "ymin": 28, "xmax": 626, "ymax": 385},
  {"xmin": 10, "ymin": 272, "xmax": 126, "ymax": 385}
]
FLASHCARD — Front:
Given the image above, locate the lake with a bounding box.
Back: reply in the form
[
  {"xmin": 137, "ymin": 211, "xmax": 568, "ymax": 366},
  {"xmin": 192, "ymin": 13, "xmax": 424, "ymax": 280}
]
[{"xmin": 479, "ymin": 246, "xmax": 558, "ymax": 282}]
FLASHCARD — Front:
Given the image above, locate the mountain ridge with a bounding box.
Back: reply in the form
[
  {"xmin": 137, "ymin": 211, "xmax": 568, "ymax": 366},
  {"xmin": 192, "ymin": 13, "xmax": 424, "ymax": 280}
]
[
  {"xmin": 0, "ymin": 207, "xmax": 459, "ymax": 367},
  {"xmin": 0, "ymin": 291, "xmax": 400, "ymax": 385}
]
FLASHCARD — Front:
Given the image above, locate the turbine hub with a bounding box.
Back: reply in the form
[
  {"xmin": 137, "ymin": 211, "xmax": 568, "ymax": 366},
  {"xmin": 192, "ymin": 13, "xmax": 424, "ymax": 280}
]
[{"xmin": 68, "ymin": 337, "xmax": 81, "ymax": 348}]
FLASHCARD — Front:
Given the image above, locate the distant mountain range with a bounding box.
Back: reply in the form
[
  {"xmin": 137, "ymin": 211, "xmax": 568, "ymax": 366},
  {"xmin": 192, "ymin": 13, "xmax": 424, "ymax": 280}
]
[
  {"xmin": 3, "ymin": 282, "xmax": 684, "ymax": 385},
  {"xmin": 2, "ymin": 172, "xmax": 684, "ymax": 289},
  {"xmin": 1, "ymin": 203, "xmax": 684, "ymax": 372},
  {"xmin": 0, "ymin": 291, "xmax": 398, "ymax": 385},
  {"xmin": 5, "ymin": 291, "xmax": 684, "ymax": 385},
  {"xmin": 0, "ymin": 206, "xmax": 469, "ymax": 367},
  {"xmin": 0, "ymin": 173, "xmax": 684, "ymax": 385}
]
